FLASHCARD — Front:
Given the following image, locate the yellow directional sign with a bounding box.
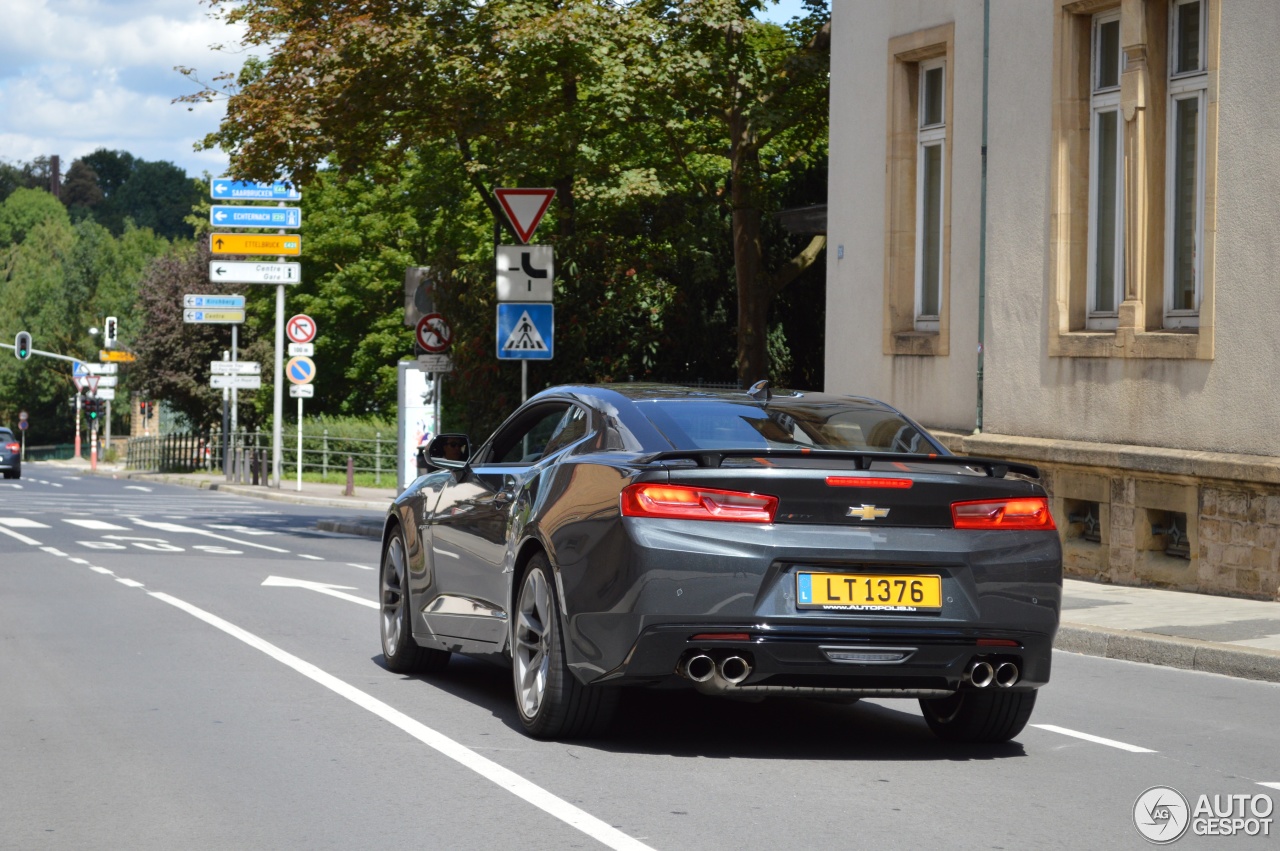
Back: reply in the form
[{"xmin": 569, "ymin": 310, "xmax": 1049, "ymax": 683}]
[
  {"xmin": 100, "ymin": 350, "xmax": 136, "ymax": 363},
  {"xmin": 210, "ymin": 233, "xmax": 302, "ymax": 256}
]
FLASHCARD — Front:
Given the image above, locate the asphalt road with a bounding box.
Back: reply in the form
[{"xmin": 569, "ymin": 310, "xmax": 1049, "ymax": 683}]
[{"xmin": 2, "ymin": 464, "xmax": 1278, "ymax": 850}]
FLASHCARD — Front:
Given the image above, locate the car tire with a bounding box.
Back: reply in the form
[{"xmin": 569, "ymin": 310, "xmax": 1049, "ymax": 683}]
[
  {"xmin": 380, "ymin": 527, "xmax": 450, "ymax": 674},
  {"xmin": 512, "ymin": 554, "xmax": 617, "ymax": 739},
  {"xmin": 918, "ymin": 689, "xmax": 1037, "ymax": 743}
]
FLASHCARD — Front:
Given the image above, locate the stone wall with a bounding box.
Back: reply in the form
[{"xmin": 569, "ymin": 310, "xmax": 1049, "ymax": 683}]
[{"xmin": 932, "ymin": 430, "xmax": 1280, "ymax": 602}]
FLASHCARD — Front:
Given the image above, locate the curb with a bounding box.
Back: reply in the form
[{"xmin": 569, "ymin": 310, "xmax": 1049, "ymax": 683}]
[
  {"xmin": 317, "ymin": 519, "xmax": 385, "ymax": 539},
  {"xmin": 64, "ymin": 464, "xmax": 392, "ymax": 512},
  {"xmin": 1056, "ymin": 623, "xmax": 1280, "ymax": 684}
]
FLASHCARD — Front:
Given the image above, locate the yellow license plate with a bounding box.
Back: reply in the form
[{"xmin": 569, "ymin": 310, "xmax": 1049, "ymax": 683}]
[{"xmin": 796, "ymin": 572, "xmax": 942, "ymax": 611}]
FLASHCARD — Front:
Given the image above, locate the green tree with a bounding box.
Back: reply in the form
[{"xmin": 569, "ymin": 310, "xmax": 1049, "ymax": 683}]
[{"xmin": 187, "ymin": 0, "xmax": 828, "ymax": 394}]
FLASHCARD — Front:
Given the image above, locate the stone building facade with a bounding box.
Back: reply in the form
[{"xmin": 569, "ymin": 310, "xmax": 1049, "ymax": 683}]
[{"xmin": 825, "ymin": 0, "xmax": 1280, "ymax": 600}]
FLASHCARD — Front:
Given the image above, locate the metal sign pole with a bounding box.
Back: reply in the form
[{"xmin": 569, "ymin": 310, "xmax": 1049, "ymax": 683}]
[
  {"xmin": 231, "ymin": 324, "xmax": 239, "ymax": 441},
  {"xmin": 297, "ymin": 396, "xmax": 303, "ymax": 492},
  {"xmin": 522, "ymin": 361, "xmax": 528, "ymax": 403},
  {"xmin": 272, "ymin": 281, "xmax": 284, "ymax": 487},
  {"xmin": 74, "ymin": 393, "xmax": 82, "ymax": 458}
]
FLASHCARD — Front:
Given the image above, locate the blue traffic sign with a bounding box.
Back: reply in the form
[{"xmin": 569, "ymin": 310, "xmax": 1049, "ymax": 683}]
[
  {"xmin": 496, "ymin": 303, "xmax": 553, "ymax": 360},
  {"xmin": 211, "ymin": 179, "xmax": 302, "ymax": 202},
  {"xmin": 210, "ymin": 205, "xmax": 301, "ymax": 229},
  {"xmin": 184, "ymin": 294, "xmax": 246, "ymax": 309},
  {"xmin": 72, "ymin": 360, "xmax": 89, "ymax": 377}
]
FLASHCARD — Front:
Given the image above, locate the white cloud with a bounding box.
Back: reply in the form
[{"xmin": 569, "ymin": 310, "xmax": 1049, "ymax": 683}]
[{"xmin": 0, "ymin": 0, "xmax": 249, "ymax": 175}]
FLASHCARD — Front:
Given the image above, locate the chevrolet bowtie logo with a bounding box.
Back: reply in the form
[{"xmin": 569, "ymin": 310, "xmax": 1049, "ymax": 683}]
[{"xmin": 847, "ymin": 504, "xmax": 890, "ymax": 521}]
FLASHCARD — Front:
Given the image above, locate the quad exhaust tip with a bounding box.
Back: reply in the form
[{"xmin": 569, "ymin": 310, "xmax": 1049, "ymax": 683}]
[
  {"xmin": 719, "ymin": 656, "xmax": 751, "ymax": 685},
  {"xmin": 683, "ymin": 654, "xmax": 716, "ymax": 683},
  {"xmin": 966, "ymin": 660, "xmax": 995, "ymax": 689},
  {"xmin": 994, "ymin": 661, "xmax": 1020, "ymax": 688}
]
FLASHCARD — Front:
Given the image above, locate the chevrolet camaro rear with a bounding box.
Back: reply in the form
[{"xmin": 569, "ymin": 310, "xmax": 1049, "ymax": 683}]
[{"xmin": 380, "ymin": 384, "xmax": 1062, "ymax": 744}]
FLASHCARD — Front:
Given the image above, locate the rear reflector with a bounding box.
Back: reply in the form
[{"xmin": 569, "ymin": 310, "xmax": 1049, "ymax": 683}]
[
  {"xmin": 690, "ymin": 633, "xmax": 751, "ymax": 642},
  {"xmin": 621, "ymin": 483, "xmax": 778, "ymax": 523},
  {"xmin": 952, "ymin": 497, "xmax": 1056, "ymax": 530},
  {"xmin": 976, "ymin": 638, "xmax": 1022, "ymax": 647},
  {"xmin": 826, "ymin": 476, "xmax": 913, "ymax": 489}
]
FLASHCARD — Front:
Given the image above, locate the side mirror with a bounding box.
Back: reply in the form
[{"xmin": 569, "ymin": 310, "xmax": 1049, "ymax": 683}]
[{"xmin": 426, "ymin": 433, "xmax": 471, "ymax": 470}]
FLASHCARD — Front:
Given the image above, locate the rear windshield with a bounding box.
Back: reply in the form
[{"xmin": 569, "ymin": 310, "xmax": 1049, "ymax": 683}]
[{"xmin": 637, "ymin": 399, "xmax": 937, "ymax": 454}]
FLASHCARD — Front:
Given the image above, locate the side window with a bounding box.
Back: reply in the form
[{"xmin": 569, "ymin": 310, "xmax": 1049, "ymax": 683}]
[
  {"xmin": 540, "ymin": 405, "xmax": 590, "ymax": 457},
  {"xmin": 491, "ymin": 404, "xmax": 571, "ymax": 465}
]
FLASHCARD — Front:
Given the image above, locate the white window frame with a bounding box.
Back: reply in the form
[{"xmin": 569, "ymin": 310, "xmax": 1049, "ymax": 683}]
[
  {"xmin": 914, "ymin": 58, "xmax": 945, "ymax": 332},
  {"xmin": 1086, "ymin": 10, "xmax": 1124, "ymax": 331},
  {"xmin": 1164, "ymin": 0, "xmax": 1207, "ymax": 328}
]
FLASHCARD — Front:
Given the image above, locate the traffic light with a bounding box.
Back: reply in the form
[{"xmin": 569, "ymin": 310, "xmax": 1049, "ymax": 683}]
[
  {"xmin": 85, "ymin": 397, "xmax": 100, "ymax": 421},
  {"xmin": 14, "ymin": 331, "xmax": 31, "ymax": 360},
  {"xmin": 104, "ymin": 316, "xmax": 118, "ymax": 346}
]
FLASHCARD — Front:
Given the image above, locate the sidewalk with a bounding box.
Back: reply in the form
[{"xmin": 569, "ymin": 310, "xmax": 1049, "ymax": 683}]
[{"xmin": 49, "ymin": 458, "xmax": 1280, "ymax": 684}]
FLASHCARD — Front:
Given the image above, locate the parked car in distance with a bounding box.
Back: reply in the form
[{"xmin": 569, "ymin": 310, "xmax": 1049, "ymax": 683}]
[
  {"xmin": 379, "ymin": 383, "xmax": 1062, "ymax": 743},
  {"xmin": 0, "ymin": 428, "xmax": 20, "ymax": 479}
]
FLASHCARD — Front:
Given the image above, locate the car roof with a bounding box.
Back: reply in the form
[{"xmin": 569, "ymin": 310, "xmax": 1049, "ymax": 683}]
[{"xmin": 537, "ymin": 383, "xmax": 900, "ymax": 413}]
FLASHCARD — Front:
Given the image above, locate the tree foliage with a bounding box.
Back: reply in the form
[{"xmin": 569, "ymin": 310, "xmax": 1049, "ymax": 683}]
[{"xmin": 185, "ymin": 0, "xmax": 829, "ymax": 430}]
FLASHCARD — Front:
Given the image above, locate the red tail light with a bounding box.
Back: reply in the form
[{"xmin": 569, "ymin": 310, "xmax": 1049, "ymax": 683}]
[
  {"xmin": 952, "ymin": 497, "xmax": 1056, "ymax": 530},
  {"xmin": 621, "ymin": 483, "xmax": 778, "ymax": 523},
  {"xmin": 4, "ymin": 443, "xmax": 18, "ymax": 453},
  {"xmin": 826, "ymin": 476, "xmax": 913, "ymax": 489}
]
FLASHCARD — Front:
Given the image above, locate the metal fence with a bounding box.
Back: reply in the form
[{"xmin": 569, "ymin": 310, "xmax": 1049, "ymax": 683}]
[{"xmin": 126, "ymin": 429, "xmax": 397, "ymax": 484}]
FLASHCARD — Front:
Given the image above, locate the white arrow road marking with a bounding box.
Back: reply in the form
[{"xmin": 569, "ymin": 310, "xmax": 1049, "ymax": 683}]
[
  {"xmin": 146, "ymin": 590, "xmax": 655, "ymax": 851},
  {"xmin": 64, "ymin": 519, "xmax": 129, "ymax": 530},
  {"xmin": 0, "ymin": 518, "xmax": 49, "ymax": 528},
  {"xmin": 124, "ymin": 486, "xmax": 153, "ymax": 492},
  {"xmin": 0, "ymin": 526, "xmax": 41, "ymax": 545},
  {"xmin": 261, "ymin": 575, "xmax": 377, "ymax": 609},
  {"xmin": 129, "ymin": 519, "xmax": 291, "ymax": 553},
  {"xmin": 1031, "ymin": 724, "xmax": 1156, "ymax": 753}
]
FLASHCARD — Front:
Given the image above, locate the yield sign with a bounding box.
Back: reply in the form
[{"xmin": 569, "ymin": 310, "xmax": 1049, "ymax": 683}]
[{"xmin": 494, "ymin": 188, "xmax": 556, "ymax": 244}]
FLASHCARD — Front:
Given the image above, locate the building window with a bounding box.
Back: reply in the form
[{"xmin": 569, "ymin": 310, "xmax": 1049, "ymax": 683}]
[
  {"xmin": 883, "ymin": 24, "xmax": 953, "ymax": 357},
  {"xmin": 915, "ymin": 61, "xmax": 945, "ymax": 331},
  {"xmin": 1087, "ymin": 12, "xmax": 1123, "ymax": 330},
  {"xmin": 1048, "ymin": 0, "xmax": 1218, "ymax": 360},
  {"xmin": 1165, "ymin": 0, "xmax": 1207, "ymax": 327}
]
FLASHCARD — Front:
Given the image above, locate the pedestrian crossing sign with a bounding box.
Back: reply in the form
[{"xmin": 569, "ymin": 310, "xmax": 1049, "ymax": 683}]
[{"xmin": 496, "ymin": 303, "xmax": 554, "ymax": 360}]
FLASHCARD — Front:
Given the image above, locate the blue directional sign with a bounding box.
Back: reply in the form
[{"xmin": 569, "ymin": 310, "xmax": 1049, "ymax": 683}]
[
  {"xmin": 211, "ymin": 178, "xmax": 302, "ymax": 201},
  {"xmin": 184, "ymin": 294, "xmax": 246, "ymax": 309},
  {"xmin": 210, "ymin": 205, "xmax": 301, "ymax": 229},
  {"xmin": 496, "ymin": 303, "xmax": 553, "ymax": 360}
]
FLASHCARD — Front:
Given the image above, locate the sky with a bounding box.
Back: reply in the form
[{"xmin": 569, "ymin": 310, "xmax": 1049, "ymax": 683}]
[{"xmin": 0, "ymin": 0, "xmax": 814, "ymax": 180}]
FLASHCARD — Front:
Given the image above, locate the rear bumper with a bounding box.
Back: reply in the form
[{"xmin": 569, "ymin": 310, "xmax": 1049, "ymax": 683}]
[
  {"xmin": 602, "ymin": 623, "xmax": 1054, "ymax": 693},
  {"xmin": 556, "ymin": 517, "xmax": 1062, "ymax": 691}
]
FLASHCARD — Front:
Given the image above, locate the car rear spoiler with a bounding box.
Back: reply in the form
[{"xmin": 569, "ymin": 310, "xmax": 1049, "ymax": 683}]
[{"xmin": 637, "ymin": 449, "xmax": 1041, "ymax": 480}]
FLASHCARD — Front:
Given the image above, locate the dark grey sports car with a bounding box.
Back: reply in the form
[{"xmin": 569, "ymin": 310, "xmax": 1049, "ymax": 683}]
[{"xmin": 379, "ymin": 383, "xmax": 1062, "ymax": 742}]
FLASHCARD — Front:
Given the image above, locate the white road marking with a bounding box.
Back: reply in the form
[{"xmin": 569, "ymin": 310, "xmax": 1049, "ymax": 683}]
[
  {"xmin": 207, "ymin": 524, "xmax": 276, "ymax": 536},
  {"xmin": 68, "ymin": 558, "xmax": 90, "ymax": 565},
  {"xmin": 116, "ymin": 578, "xmax": 145, "ymax": 588},
  {"xmin": 40, "ymin": 547, "xmax": 67, "ymax": 557},
  {"xmin": 298, "ymin": 554, "xmax": 324, "ymax": 561},
  {"xmin": 90, "ymin": 566, "xmax": 114, "ymax": 575},
  {"xmin": 79, "ymin": 541, "xmax": 128, "ymax": 550},
  {"xmin": 64, "ymin": 519, "xmax": 129, "ymax": 530},
  {"xmin": 0, "ymin": 518, "xmax": 49, "ymax": 528},
  {"xmin": 0, "ymin": 483, "xmax": 22, "ymax": 489},
  {"xmin": 147, "ymin": 590, "xmax": 655, "ymax": 851},
  {"xmin": 124, "ymin": 486, "xmax": 153, "ymax": 492},
  {"xmin": 347, "ymin": 562, "xmax": 375, "ymax": 571},
  {"xmin": 1259, "ymin": 782, "xmax": 1280, "ymax": 791},
  {"xmin": 130, "ymin": 519, "xmax": 291, "ymax": 553},
  {"xmin": 261, "ymin": 576, "xmax": 377, "ymax": 609},
  {"xmin": 0, "ymin": 526, "xmax": 41, "ymax": 545},
  {"xmin": 1031, "ymin": 724, "xmax": 1156, "ymax": 753}
]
